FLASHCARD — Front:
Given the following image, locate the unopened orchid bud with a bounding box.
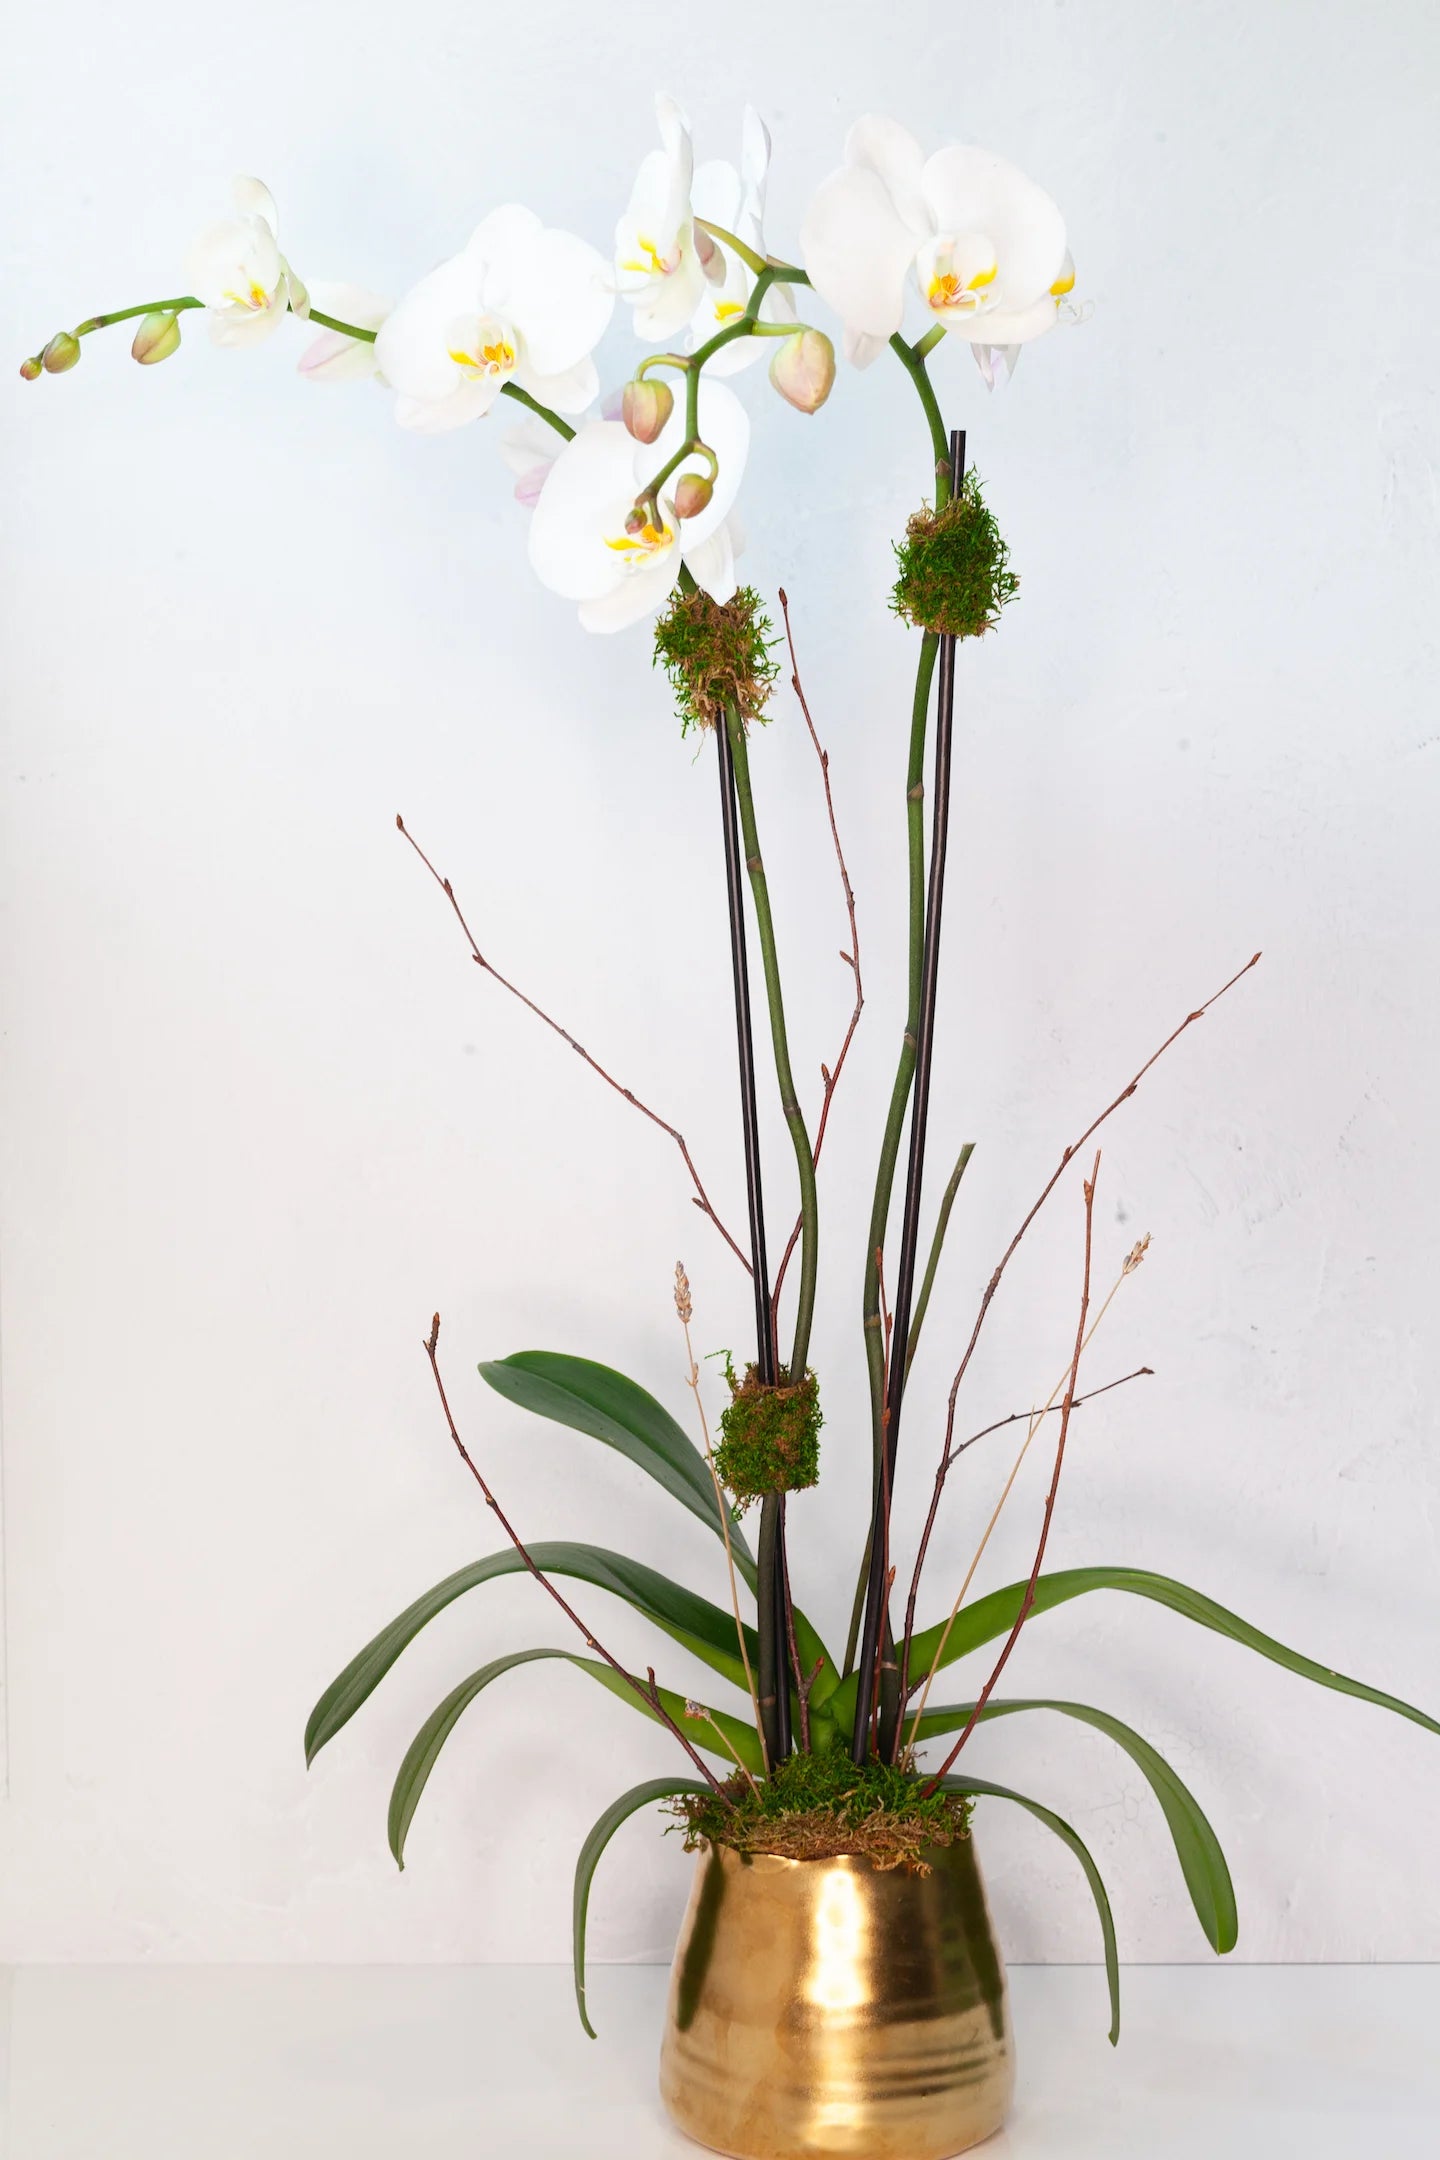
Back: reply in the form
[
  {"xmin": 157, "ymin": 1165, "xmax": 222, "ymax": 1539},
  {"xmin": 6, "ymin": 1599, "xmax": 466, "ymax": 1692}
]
[
  {"xmin": 624, "ymin": 504, "xmax": 649, "ymax": 536},
  {"xmin": 131, "ymin": 310, "xmax": 182, "ymax": 366},
  {"xmin": 769, "ymin": 328, "xmax": 836, "ymax": 415},
  {"xmin": 19, "ymin": 356, "xmax": 43, "ymax": 381},
  {"xmin": 673, "ymin": 472, "xmax": 713, "ymax": 520},
  {"xmin": 621, "ymin": 377, "xmax": 674, "ymax": 444},
  {"xmin": 41, "ymin": 332, "xmax": 81, "ymax": 375}
]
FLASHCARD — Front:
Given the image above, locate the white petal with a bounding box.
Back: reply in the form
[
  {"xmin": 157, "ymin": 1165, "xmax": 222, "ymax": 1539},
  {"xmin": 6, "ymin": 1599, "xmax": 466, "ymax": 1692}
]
[
  {"xmin": 655, "ymin": 93, "xmax": 694, "ymax": 214},
  {"xmin": 643, "ymin": 379, "xmax": 749, "ymax": 552},
  {"xmin": 298, "ymin": 328, "xmax": 381, "ymax": 382},
  {"xmin": 513, "ymin": 351, "xmax": 598, "ymax": 415},
  {"xmin": 233, "ymin": 177, "xmax": 279, "ymax": 235},
  {"xmin": 373, "ymin": 252, "xmax": 481, "ymax": 402},
  {"xmin": 393, "ymin": 377, "xmax": 499, "ymax": 431},
  {"xmin": 306, "ymin": 281, "xmax": 391, "ymax": 333},
  {"xmin": 692, "ymin": 158, "xmax": 742, "ymax": 229},
  {"xmin": 207, "ymin": 290, "xmax": 288, "ymax": 348},
  {"xmin": 468, "ymin": 203, "xmax": 544, "ymax": 279},
  {"xmin": 632, "ymin": 241, "xmax": 707, "ymax": 340},
  {"xmin": 740, "ymin": 107, "xmax": 772, "ymax": 209},
  {"xmin": 187, "ymin": 216, "xmax": 282, "ymax": 311},
  {"xmin": 968, "ymin": 295, "xmax": 1058, "ymax": 346},
  {"xmin": 529, "ymin": 420, "xmax": 653, "ymax": 600},
  {"xmin": 922, "ymin": 145, "xmax": 1067, "ymax": 312},
  {"xmin": 577, "ymin": 551, "xmax": 679, "ymax": 633},
  {"xmin": 500, "ymin": 226, "xmax": 614, "ymax": 376},
  {"xmin": 801, "ymin": 165, "xmax": 917, "ymax": 341},
  {"xmin": 281, "ymin": 262, "xmax": 310, "ymax": 319},
  {"xmin": 843, "ymin": 326, "xmax": 889, "ymax": 369},
  {"xmin": 683, "ymin": 519, "xmax": 737, "ymax": 603},
  {"xmin": 844, "ymin": 116, "xmax": 929, "ymax": 232}
]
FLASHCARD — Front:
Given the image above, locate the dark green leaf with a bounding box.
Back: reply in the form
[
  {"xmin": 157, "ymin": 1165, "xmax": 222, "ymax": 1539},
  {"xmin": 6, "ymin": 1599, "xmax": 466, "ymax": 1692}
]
[
  {"xmin": 830, "ymin": 1566, "xmax": 1440, "ymax": 1740},
  {"xmin": 574, "ymin": 1778, "xmax": 709, "ymax": 2038},
  {"xmin": 305, "ymin": 1541, "xmax": 760, "ymax": 1764},
  {"xmin": 479, "ymin": 1352, "xmax": 754, "ymax": 1569},
  {"xmin": 918, "ymin": 1697, "xmax": 1236, "ymax": 1953},
  {"xmin": 388, "ymin": 1650, "xmax": 761, "ymax": 1871},
  {"xmin": 941, "ymin": 1774, "xmax": 1121, "ymax": 2044}
]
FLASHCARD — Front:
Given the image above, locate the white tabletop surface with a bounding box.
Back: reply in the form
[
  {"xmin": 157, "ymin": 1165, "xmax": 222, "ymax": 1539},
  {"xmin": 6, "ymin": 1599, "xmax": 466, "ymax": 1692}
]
[{"xmin": 1, "ymin": 1962, "xmax": 1436, "ymax": 2157}]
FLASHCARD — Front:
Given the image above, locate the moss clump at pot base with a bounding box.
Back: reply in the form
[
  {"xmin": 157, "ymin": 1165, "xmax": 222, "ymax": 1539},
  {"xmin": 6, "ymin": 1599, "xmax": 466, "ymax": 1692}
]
[
  {"xmin": 671, "ymin": 1753, "xmax": 974, "ymax": 1871},
  {"xmin": 653, "ymin": 584, "xmax": 779, "ymax": 735},
  {"xmin": 714, "ymin": 1363, "xmax": 821, "ymax": 1507},
  {"xmin": 890, "ymin": 470, "xmax": 1019, "ymax": 640}
]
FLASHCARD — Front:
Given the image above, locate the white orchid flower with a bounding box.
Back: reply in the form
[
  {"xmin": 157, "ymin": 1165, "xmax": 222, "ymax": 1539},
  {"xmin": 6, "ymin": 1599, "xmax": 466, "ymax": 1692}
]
[
  {"xmin": 298, "ymin": 283, "xmax": 390, "ymax": 383},
  {"xmin": 528, "ymin": 380, "xmax": 748, "ymax": 633},
  {"xmin": 801, "ymin": 118, "xmax": 1072, "ymax": 383},
  {"xmin": 615, "ymin": 95, "xmax": 708, "ymax": 342},
  {"xmin": 374, "ymin": 206, "xmax": 612, "ymax": 435},
  {"xmin": 499, "ymin": 414, "xmax": 565, "ymax": 507},
  {"xmin": 685, "ymin": 106, "xmax": 796, "ymax": 375},
  {"xmin": 187, "ymin": 178, "xmax": 309, "ymax": 349}
]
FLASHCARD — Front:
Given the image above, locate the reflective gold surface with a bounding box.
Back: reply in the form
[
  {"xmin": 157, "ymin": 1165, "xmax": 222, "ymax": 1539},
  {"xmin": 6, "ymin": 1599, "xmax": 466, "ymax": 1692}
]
[{"xmin": 659, "ymin": 1838, "xmax": 1013, "ymax": 2160}]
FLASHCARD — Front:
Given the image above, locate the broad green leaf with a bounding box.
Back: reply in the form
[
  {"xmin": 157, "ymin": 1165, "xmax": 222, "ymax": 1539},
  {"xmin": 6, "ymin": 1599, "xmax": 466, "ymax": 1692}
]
[
  {"xmin": 941, "ymin": 1774, "xmax": 1120, "ymax": 2045},
  {"xmin": 917, "ymin": 1697, "xmax": 1236, "ymax": 1953},
  {"xmin": 574, "ymin": 1778, "xmax": 709, "ymax": 2039},
  {"xmin": 475, "ymin": 1351, "xmax": 835, "ymax": 1703},
  {"xmin": 305, "ymin": 1541, "xmax": 760, "ymax": 1764},
  {"xmin": 830, "ymin": 1566, "xmax": 1440, "ymax": 1740},
  {"xmin": 389, "ymin": 1649, "xmax": 762, "ymax": 1870},
  {"xmin": 479, "ymin": 1352, "xmax": 755, "ymax": 1569}
]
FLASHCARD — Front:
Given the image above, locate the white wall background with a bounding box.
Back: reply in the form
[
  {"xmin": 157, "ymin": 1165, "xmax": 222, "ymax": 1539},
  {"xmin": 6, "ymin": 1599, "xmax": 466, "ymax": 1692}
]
[{"xmin": 2, "ymin": 0, "xmax": 1438, "ymax": 1971}]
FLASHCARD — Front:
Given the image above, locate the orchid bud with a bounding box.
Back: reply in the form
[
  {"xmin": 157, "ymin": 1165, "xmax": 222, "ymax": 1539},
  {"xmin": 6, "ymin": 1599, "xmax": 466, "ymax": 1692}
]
[
  {"xmin": 769, "ymin": 328, "xmax": 836, "ymax": 415},
  {"xmin": 19, "ymin": 356, "xmax": 42, "ymax": 381},
  {"xmin": 621, "ymin": 377, "xmax": 674, "ymax": 445},
  {"xmin": 131, "ymin": 310, "xmax": 182, "ymax": 366},
  {"xmin": 673, "ymin": 472, "xmax": 713, "ymax": 520},
  {"xmin": 41, "ymin": 332, "xmax": 81, "ymax": 375},
  {"xmin": 624, "ymin": 505, "xmax": 649, "ymax": 536}
]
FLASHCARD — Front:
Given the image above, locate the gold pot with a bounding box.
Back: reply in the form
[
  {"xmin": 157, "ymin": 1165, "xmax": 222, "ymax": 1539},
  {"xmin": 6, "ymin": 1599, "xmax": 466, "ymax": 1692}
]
[{"xmin": 659, "ymin": 1836, "xmax": 1013, "ymax": 2160}]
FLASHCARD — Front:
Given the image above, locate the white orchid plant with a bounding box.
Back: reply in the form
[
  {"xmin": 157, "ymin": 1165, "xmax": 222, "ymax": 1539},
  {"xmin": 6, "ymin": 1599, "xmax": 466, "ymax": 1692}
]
[{"xmin": 24, "ymin": 98, "xmax": 1436, "ymax": 2045}]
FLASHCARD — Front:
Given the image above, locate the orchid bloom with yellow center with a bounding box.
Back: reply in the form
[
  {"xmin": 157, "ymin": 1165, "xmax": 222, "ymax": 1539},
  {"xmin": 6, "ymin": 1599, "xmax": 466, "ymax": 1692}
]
[
  {"xmin": 614, "ymin": 94, "xmax": 708, "ymax": 342},
  {"xmin": 528, "ymin": 379, "xmax": 748, "ymax": 633},
  {"xmin": 683, "ymin": 106, "xmax": 796, "ymax": 376},
  {"xmin": 186, "ymin": 179, "xmax": 309, "ymax": 349},
  {"xmin": 375, "ymin": 206, "xmax": 613, "ymax": 434},
  {"xmin": 801, "ymin": 117, "xmax": 1076, "ymax": 386}
]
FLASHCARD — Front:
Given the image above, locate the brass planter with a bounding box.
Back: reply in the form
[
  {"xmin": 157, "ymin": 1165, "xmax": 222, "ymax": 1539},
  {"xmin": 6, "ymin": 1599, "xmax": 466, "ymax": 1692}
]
[{"xmin": 660, "ymin": 1837, "xmax": 1013, "ymax": 2160}]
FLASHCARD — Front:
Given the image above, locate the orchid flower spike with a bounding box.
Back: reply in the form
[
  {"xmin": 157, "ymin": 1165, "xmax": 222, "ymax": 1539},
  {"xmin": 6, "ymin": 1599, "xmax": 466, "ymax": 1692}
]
[
  {"xmin": 686, "ymin": 106, "xmax": 796, "ymax": 373},
  {"xmin": 801, "ymin": 118, "xmax": 1075, "ymax": 385},
  {"xmin": 615, "ymin": 95, "xmax": 708, "ymax": 342},
  {"xmin": 187, "ymin": 179, "xmax": 309, "ymax": 348},
  {"xmin": 528, "ymin": 379, "xmax": 748, "ymax": 633},
  {"xmin": 375, "ymin": 207, "xmax": 613, "ymax": 433}
]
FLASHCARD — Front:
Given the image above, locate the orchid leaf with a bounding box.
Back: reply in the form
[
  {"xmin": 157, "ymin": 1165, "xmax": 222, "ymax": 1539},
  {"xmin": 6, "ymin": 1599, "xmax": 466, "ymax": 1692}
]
[
  {"xmin": 940, "ymin": 1774, "xmax": 1121, "ymax": 2044},
  {"xmin": 573, "ymin": 1778, "xmax": 709, "ymax": 2039},
  {"xmin": 388, "ymin": 1649, "xmax": 761, "ymax": 1871},
  {"xmin": 305, "ymin": 1541, "xmax": 760, "ymax": 1764},
  {"xmin": 917, "ymin": 1697, "xmax": 1236, "ymax": 1953},
  {"xmin": 829, "ymin": 1567, "xmax": 1440, "ymax": 1739}
]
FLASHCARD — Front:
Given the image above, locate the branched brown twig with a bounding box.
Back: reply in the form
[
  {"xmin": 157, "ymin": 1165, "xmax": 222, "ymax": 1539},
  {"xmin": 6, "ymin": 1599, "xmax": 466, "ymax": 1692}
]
[
  {"xmin": 945, "ymin": 1365, "xmax": 1153, "ymax": 1469},
  {"xmin": 423, "ymin": 1312, "xmax": 731, "ymax": 1800},
  {"xmin": 898, "ymin": 952, "xmax": 1260, "ymax": 1695},
  {"xmin": 770, "ymin": 590, "xmax": 864, "ymax": 1320},
  {"xmin": 920, "ymin": 1154, "xmax": 1101, "ymax": 1793},
  {"xmin": 398, "ymin": 816, "xmax": 750, "ymax": 1276}
]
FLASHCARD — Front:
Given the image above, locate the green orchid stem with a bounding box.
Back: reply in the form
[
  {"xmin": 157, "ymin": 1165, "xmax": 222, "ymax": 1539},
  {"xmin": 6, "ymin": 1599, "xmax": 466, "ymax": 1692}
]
[
  {"xmin": 694, "ymin": 217, "xmax": 768, "ymax": 278},
  {"xmin": 497, "ymin": 382, "xmax": 575, "ymax": 440},
  {"xmin": 904, "ymin": 1141, "xmax": 975, "ymax": 1382},
  {"xmin": 889, "ymin": 333, "xmax": 953, "ymax": 503},
  {"xmin": 724, "ymin": 700, "xmax": 819, "ymax": 1383},
  {"xmin": 73, "ymin": 295, "xmax": 205, "ymax": 338}
]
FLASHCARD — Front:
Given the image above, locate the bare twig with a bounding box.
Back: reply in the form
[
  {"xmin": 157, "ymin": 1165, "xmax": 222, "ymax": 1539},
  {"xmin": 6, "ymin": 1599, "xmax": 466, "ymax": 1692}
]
[
  {"xmin": 674, "ymin": 1261, "xmax": 767, "ymax": 1767},
  {"xmin": 770, "ymin": 590, "xmax": 864, "ymax": 1319},
  {"xmin": 423, "ymin": 1312, "xmax": 730, "ymax": 1800},
  {"xmin": 398, "ymin": 816, "xmax": 750, "ymax": 1276},
  {"xmin": 945, "ymin": 1364, "xmax": 1154, "ymax": 1469},
  {"xmin": 901, "ymin": 1239, "xmax": 1150, "ymax": 1746},
  {"xmin": 920, "ymin": 1155, "xmax": 1101, "ymax": 1793},
  {"xmin": 901, "ymin": 953, "xmax": 1260, "ymax": 1671}
]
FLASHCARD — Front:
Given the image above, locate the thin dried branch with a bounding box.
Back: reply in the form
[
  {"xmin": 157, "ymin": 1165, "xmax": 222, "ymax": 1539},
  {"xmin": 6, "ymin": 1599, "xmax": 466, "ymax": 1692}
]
[
  {"xmin": 674, "ymin": 1260, "xmax": 767, "ymax": 1766},
  {"xmin": 770, "ymin": 589, "xmax": 865, "ymax": 1320},
  {"xmin": 903, "ymin": 953, "xmax": 1259, "ymax": 1652},
  {"xmin": 424, "ymin": 1312, "xmax": 730, "ymax": 1800},
  {"xmin": 945, "ymin": 1363, "xmax": 1154, "ymax": 1470},
  {"xmin": 398, "ymin": 816, "xmax": 750, "ymax": 1276},
  {"xmin": 920, "ymin": 1154, "xmax": 1101, "ymax": 1793},
  {"xmin": 901, "ymin": 1241, "xmax": 1150, "ymax": 1744}
]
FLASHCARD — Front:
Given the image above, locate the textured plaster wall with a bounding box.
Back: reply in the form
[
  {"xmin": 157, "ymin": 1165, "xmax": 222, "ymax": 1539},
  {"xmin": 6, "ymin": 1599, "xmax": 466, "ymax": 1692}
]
[{"xmin": 1, "ymin": 0, "xmax": 1438, "ymax": 1966}]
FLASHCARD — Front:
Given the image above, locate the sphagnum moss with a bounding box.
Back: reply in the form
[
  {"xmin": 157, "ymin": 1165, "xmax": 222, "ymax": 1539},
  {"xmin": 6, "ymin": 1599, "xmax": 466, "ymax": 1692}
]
[
  {"xmin": 891, "ymin": 470, "xmax": 1019, "ymax": 641},
  {"xmin": 714, "ymin": 1361, "xmax": 822, "ymax": 1507},
  {"xmin": 671, "ymin": 1753, "xmax": 973, "ymax": 1870},
  {"xmin": 653, "ymin": 584, "xmax": 779, "ymax": 734}
]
